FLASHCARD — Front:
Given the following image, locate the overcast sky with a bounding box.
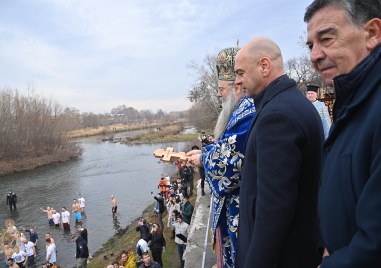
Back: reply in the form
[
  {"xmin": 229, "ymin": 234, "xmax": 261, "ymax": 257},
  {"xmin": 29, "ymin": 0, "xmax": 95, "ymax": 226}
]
[{"xmin": 0, "ymin": 0, "xmax": 312, "ymax": 114}]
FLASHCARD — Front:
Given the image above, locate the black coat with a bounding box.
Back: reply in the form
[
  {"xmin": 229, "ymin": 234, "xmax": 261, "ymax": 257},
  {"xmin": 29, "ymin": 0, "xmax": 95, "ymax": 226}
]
[
  {"xmin": 236, "ymin": 75, "xmax": 323, "ymax": 268},
  {"xmin": 136, "ymin": 224, "xmax": 150, "ymax": 241},
  {"xmin": 6, "ymin": 193, "xmax": 17, "ymax": 204},
  {"xmin": 180, "ymin": 201, "xmax": 194, "ymax": 225},
  {"xmin": 147, "ymin": 232, "xmax": 166, "ymax": 253},
  {"xmin": 76, "ymin": 236, "xmax": 89, "ymax": 259},
  {"xmin": 318, "ymin": 45, "xmax": 381, "ymax": 267}
]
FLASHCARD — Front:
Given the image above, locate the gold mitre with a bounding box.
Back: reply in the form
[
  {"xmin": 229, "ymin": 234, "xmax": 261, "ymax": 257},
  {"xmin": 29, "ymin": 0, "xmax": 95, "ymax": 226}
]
[{"xmin": 216, "ymin": 44, "xmax": 240, "ymax": 81}]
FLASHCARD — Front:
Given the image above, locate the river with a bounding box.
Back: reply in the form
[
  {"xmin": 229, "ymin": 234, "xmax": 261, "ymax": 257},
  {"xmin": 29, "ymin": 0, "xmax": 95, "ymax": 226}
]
[{"xmin": 0, "ymin": 130, "xmax": 194, "ymax": 267}]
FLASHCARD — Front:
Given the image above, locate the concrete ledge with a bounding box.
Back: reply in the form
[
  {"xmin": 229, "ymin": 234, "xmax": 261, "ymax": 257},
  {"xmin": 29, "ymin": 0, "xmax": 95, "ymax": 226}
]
[{"xmin": 184, "ymin": 180, "xmax": 216, "ymax": 268}]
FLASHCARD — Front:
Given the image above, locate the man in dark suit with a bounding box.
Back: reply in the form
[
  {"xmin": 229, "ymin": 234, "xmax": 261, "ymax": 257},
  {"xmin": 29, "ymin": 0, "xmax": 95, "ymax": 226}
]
[
  {"xmin": 305, "ymin": 1, "xmax": 381, "ymax": 266},
  {"xmin": 234, "ymin": 37, "xmax": 324, "ymax": 267}
]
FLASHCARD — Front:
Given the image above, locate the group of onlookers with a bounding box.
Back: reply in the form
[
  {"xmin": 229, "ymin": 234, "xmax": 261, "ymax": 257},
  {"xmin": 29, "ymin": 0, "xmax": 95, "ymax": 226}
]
[{"xmin": 105, "ymin": 170, "xmax": 196, "ymax": 268}]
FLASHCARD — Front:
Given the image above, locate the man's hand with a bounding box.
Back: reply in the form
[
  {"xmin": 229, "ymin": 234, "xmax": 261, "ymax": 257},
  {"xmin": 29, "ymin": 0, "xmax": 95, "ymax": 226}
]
[
  {"xmin": 186, "ymin": 149, "xmax": 202, "ymax": 156},
  {"xmin": 318, "ymin": 248, "xmax": 330, "ymax": 267},
  {"xmin": 323, "ymin": 248, "xmax": 329, "ymax": 258},
  {"xmin": 187, "ymin": 153, "xmax": 202, "ymax": 167}
]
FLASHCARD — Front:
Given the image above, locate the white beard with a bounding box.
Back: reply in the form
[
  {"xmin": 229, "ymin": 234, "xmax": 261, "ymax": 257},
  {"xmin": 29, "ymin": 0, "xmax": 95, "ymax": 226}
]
[{"xmin": 214, "ymin": 89, "xmax": 238, "ymax": 140}]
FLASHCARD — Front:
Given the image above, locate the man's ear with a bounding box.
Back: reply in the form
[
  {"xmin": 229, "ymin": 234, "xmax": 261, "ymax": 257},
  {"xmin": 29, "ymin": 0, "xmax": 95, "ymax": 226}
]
[
  {"xmin": 259, "ymin": 57, "xmax": 271, "ymax": 77},
  {"xmin": 364, "ymin": 18, "xmax": 381, "ymax": 50}
]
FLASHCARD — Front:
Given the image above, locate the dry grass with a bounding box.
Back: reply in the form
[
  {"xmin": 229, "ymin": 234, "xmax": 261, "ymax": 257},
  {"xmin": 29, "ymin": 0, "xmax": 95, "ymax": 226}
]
[
  {"xmin": 0, "ymin": 148, "xmax": 82, "ymax": 176},
  {"xmin": 122, "ymin": 124, "xmax": 198, "ymax": 144},
  {"xmin": 67, "ymin": 122, "xmax": 172, "ymax": 139}
]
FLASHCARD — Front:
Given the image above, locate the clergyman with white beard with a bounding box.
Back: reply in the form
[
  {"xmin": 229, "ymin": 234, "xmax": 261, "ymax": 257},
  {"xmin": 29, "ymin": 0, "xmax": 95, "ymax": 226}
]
[{"xmin": 187, "ymin": 46, "xmax": 255, "ymax": 268}]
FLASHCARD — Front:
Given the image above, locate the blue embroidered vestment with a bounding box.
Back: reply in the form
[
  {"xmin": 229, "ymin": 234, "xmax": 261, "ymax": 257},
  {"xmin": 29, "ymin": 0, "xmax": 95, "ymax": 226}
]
[{"xmin": 201, "ymin": 95, "xmax": 255, "ymax": 268}]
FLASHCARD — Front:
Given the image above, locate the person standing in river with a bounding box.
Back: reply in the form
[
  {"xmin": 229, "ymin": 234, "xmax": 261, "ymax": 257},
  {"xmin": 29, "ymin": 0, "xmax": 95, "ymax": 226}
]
[
  {"xmin": 72, "ymin": 199, "xmax": 82, "ymax": 224},
  {"xmin": 78, "ymin": 193, "xmax": 86, "ymax": 214},
  {"xmin": 45, "ymin": 238, "xmax": 57, "ymax": 266},
  {"xmin": 40, "ymin": 207, "xmax": 54, "ymax": 225},
  {"xmin": 23, "ymin": 226, "xmax": 38, "ymax": 248},
  {"xmin": 111, "ymin": 195, "xmax": 118, "ymax": 218},
  {"xmin": 61, "ymin": 207, "xmax": 71, "ymax": 231},
  {"xmin": 11, "ymin": 246, "xmax": 27, "ymax": 268},
  {"xmin": 73, "ymin": 234, "xmax": 89, "ymax": 268},
  {"xmin": 52, "ymin": 209, "xmax": 60, "ymax": 226},
  {"xmin": 22, "ymin": 236, "xmax": 36, "ymax": 267},
  {"xmin": 6, "ymin": 190, "xmax": 17, "ymax": 211}
]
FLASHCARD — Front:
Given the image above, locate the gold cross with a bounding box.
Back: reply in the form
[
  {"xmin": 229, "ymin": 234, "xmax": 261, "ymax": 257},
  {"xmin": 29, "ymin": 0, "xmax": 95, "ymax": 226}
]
[{"xmin": 153, "ymin": 147, "xmax": 188, "ymax": 162}]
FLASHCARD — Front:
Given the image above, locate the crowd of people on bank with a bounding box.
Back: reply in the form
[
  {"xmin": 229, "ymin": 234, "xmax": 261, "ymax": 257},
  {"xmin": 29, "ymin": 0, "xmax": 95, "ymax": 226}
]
[{"xmin": 105, "ymin": 169, "xmax": 196, "ymax": 268}]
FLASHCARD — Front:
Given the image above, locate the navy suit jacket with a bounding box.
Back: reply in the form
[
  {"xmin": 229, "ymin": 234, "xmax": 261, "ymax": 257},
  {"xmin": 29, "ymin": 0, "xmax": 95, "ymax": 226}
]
[
  {"xmin": 318, "ymin": 45, "xmax": 381, "ymax": 267},
  {"xmin": 236, "ymin": 75, "xmax": 323, "ymax": 268}
]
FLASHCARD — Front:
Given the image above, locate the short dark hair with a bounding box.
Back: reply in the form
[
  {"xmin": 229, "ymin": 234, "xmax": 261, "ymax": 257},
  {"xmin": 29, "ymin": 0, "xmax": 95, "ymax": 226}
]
[
  {"xmin": 7, "ymin": 258, "xmax": 14, "ymax": 262},
  {"xmin": 304, "ymin": 0, "xmax": 381, "ymax": 26},
  {"xmin": 191, "ymin": 145, "xmax": 200, "ymax": 150},
  {"xmin": 142, "ymin": 251, "xmax": 150, "ymax": 257}
]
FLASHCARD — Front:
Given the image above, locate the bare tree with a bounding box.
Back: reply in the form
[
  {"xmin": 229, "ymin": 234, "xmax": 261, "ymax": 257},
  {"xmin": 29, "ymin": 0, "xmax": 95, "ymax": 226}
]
[
  {"xmin": 140, "ymin": 109, "xmax": 155, "ymax": 122},
  {"xmin": 187, "ymin": 102, "xmax": 218, "ymax": 131},
  {"xmin": 60, "ymin": 107, "xmax": 81, "ymax": 131},
  {"xmin": 187, "ymin": 52, "xmax": 220, "ymax": 129},
  {"xmin": 285, "ymin": 34, "xmax": 328, "ymax": 95},
  {"xmin": 285, "ymin": 54, "xmax": 322, "ymax": 91},
  {"xmin": 0, "ymin": 88, "xmax": 81, "ymax": 160},
  {"xmin": 187, "ymin": 54, "xmax": 220, "ymax": 113}
]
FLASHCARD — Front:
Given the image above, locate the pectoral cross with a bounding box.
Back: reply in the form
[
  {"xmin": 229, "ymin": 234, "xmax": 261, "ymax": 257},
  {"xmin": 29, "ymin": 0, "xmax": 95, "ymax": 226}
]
[{"xmin": 154, "ymin": 147, "xmax": 188, "ymax": 162}]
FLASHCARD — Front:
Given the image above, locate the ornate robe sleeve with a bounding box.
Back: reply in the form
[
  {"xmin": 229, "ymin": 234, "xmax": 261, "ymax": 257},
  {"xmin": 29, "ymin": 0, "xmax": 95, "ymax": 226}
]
[
  {"xmin": 200, "ymin": 99, "xmax": 254, "ymax": 198},
  {"xmin": 201, "ymin": 134, "xmax": 243, "ymax": 197}
]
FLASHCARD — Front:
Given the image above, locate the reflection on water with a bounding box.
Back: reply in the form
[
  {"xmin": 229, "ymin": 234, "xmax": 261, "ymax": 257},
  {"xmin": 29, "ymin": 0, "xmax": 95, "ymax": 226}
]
[
  {"xmin": 0, "ymin": 135, "xmax": 192, "ymax": 267},
  {"xmin": 113, "ymin": 217, "xmax": 123, "ymax": 235}
]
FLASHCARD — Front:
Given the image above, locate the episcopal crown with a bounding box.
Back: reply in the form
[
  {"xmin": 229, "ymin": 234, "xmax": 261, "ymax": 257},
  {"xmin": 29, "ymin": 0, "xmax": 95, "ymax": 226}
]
[{"xmin": 216, "ymin": 47, "xmax": 240, "ymax": 81}]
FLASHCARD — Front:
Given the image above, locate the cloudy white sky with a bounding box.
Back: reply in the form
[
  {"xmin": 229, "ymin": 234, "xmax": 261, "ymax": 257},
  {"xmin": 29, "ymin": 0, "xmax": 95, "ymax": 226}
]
[{"xmin": 0, "ymin": 0, "xmax": 312, "ymax": 114}]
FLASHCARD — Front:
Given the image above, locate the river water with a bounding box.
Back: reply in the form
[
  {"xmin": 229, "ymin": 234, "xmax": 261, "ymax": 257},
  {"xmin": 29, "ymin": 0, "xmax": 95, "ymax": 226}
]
[{"xmin": 0, "ymin": 130, "xmax": 194, "ymax": 267}]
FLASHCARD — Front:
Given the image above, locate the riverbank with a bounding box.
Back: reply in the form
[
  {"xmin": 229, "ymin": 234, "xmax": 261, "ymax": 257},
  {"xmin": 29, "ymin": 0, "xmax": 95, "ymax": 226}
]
[
  {"xmin": 0, "ymin": 146, "xmax": 82, "ymax": 177},
  {"xmin": 0, "ymin": 121, "xmax": 198, "ymax": 177},
  {"xmin": 67, "ymin": 121, "xmax": 184, "ymax": 139},
  {"xmin": 121, "ymin": 123, "xmax": 198, "ymax": 145}
]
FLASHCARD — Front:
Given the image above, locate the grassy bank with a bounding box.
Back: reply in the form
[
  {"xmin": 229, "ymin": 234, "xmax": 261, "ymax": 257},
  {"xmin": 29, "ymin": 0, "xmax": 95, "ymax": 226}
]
[
  {"xmin": 67, "ymin": 121, "xmax": 182, "ymax": 139},
  {"xmin": 88, "ymin": 181, "xmax": 198, "ymax": 268},
  {"xmin": 122, "ymin": 123, "xmax": 198, "ymax": 145},
  {"xmin": 0, "ymin": 147, "xmax": 82, "ymax": 177}
]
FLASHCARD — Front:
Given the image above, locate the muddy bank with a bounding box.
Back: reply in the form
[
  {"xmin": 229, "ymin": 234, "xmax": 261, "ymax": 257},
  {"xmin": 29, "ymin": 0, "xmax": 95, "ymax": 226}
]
[{"xmin": 0, "ymin": 148, "xmax": 82, "ymax": 177}]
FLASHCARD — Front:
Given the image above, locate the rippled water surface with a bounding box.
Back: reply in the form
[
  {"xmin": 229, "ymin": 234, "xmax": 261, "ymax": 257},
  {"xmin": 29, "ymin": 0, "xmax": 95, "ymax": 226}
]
[{"xmin": 0, "ymin": 132, "xmax": 192, "ymax": 267}]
